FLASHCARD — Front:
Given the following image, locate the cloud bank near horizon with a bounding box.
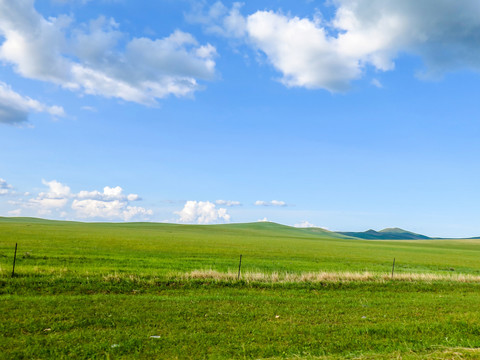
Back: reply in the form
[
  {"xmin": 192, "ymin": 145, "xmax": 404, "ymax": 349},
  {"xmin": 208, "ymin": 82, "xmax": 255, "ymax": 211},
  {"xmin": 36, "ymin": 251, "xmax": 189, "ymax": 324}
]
[
  {"xmin": 5, "ymin": 179, "xmax": 153, "ymax": 221},
  {"xmin": 175, "ymin": 200, "xmax": 231, "ymax": 224}
]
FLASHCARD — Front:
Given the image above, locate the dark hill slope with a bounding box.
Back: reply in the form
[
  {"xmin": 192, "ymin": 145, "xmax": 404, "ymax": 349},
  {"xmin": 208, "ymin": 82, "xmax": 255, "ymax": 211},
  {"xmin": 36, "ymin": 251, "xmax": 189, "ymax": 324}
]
[{"xmin": 339, "ymin": 227, "xmax": 430, "ymax": 240}]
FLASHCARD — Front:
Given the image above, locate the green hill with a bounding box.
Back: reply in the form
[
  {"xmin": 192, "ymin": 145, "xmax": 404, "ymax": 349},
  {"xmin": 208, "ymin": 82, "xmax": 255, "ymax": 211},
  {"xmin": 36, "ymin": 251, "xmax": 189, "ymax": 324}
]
[
  {"xmin": 339, "ymin": 227, "xmax": 431, "ymax": 240},
  {"xmin": 222, "ymin": 222, "xmax": 353, "ymax": 239},
  {"xmin": 0, "ymin": 217, "xmax": 351, "ymax": 239}
]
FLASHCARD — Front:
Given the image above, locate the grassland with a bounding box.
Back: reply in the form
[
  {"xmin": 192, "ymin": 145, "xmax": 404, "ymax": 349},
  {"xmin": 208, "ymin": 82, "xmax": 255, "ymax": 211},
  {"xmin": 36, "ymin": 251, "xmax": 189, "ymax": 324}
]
[{"xmin": 2, "ymin": 217, "xmax": 480, "ymax": 359}]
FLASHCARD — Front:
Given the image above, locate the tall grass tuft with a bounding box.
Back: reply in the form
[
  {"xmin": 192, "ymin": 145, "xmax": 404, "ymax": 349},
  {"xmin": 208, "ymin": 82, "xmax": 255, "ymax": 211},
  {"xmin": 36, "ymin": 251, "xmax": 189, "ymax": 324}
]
[{"xmin": 172, "ymin": 269, "xmax": 480, "ymax": 284}]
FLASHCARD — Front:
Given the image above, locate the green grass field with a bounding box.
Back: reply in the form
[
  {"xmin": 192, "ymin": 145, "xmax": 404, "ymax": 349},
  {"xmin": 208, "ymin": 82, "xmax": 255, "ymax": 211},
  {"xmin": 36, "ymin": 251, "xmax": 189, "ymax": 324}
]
[{"xmin": 2, "ymin": 217, "xmax": 480, "ymax": 359}]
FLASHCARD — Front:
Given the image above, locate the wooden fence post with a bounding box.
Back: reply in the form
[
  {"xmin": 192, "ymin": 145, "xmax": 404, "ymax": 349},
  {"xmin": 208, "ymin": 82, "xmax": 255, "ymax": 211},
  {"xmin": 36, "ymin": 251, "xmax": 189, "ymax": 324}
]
[
  {"xmin": 391, "ymin": 257, "xmax": 395, "ymax": 279},
  {"xmin": 11, "ymin": 243, "xmax": 17, "ymax": 278},
  {"xmin": 237, "ymin": 255, "xmax": 242, "ymax": 280}
]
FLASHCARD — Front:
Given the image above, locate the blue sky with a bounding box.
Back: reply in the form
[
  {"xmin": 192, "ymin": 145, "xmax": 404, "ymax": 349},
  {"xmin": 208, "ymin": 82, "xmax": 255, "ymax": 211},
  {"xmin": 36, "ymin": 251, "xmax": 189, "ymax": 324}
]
[{"xmin": 1, "ymin": 0, "xmax": 480, "ymax": 237}]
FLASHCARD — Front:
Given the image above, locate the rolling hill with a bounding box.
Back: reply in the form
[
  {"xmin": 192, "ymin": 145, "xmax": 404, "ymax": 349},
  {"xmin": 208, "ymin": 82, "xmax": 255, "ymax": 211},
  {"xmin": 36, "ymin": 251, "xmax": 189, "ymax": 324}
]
[{"xmin": 339, "ymin": 227, "xmax": 431, "ymax": 240}]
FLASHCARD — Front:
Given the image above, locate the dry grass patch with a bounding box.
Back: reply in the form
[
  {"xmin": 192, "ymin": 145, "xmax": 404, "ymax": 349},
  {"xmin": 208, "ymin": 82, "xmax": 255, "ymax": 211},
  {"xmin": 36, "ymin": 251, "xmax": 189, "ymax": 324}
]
[
  {"xmin": 172, "ymin": 269, "xmax": 480, "ymax": 284},
  {"xmin": 263, "ymin": 347, "xmax": 480, "ymax": 359},
  {"xmin": 101, "ymin": 272, "xmax": 145, "ymax": 283}
]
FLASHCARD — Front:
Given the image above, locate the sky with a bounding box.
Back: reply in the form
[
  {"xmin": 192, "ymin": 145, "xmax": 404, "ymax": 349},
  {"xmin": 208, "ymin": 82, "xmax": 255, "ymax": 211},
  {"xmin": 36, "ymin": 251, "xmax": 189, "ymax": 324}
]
[{"xmin": 2, "ymin": 0, "xmax": 480, "ymax": 237}]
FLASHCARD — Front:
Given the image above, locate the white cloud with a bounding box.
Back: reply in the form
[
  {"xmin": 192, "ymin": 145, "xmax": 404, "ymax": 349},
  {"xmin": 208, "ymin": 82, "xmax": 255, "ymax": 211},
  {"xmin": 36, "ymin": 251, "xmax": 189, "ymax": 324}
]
[
  {"xmin": 254, "ymin": 200, "xmax": 287, "ymax": 207},
  {"xmin": 331, "ymin": 0, "xmax": 480, "ymax": 78},
  {"xmin": 0, "ymin": 177, "xmax": 13, "ymax": 195},
  {"xmin": 81, "ymin": 106, "xmax": 97, "ymax": 112},
  {"xmin": 222, "ymin": 3, "xmax": 247, "ymax": 38},
  {"xmin": 0, "ymin": 0, "xmax": 72, "ymax": 84},
  {"xmin": 0, "ymin": 82, "xmax": 65, "ymax": 124},
  {"xmin": 122, "ymin": 205, "xmax": 152, "ymax": 220},
  {"xmin": 257, "ymin": 217, "xmax": 269, "ymax": 222},
  {"xmin": 26, "ymin": 179, "xmax": 71, "ymax": 214},
  {"xmin": 185, "ymin": 1, "xmax": 227, "ymax": 26},
  {"xmin": 187, "ymin": 2, "xmax": 246, "ymax": 38},
  {"xmin": 0, "ymin": 2, "xmax": 217, "ymax": 104},
  {"xmin": 127, "ymin": 193, "xmax": 140, "ymax": 201},
  {"xmin": 71, "ymin": 199, "xmax": 152, "ymax": 221},
  {"xmin": 11, "ymin": 179, "xmax": 152, "ymax": 221},
  {"xmin": 294, "ymin": 220, "xmax": 316, "ymax": 228},
  {"xmin": 215, "ymin": 199, "xmax": 241, "ymax": 206},
  {"xmin": 42, "ymin": 179, "xmax": 71, "ymax": 197},
  {"xmin": 77, "ymin": 186, "xmax": 139, "ymax": 202},
  {"xmin": 371, "ymin": 78, "xmax": 383, "ymax": 88},
  {"xmin": 8, "ymin": 209, "xmax": 21, "ymax": 216},
  {"xmin": 199, "ymin": 0, "xmax": 480, "ymax": 91},
  {"xmin": 72, "ymin": 186, "xmax": 149, "ymax": 220},
  {"xmin": 294, "ymin": 220, "xmax": 329, "ymax": 230},
  {"xmin": 175, "ymin": 200, "xmax": 230, "ymax": 224},
  {"xmin": 246, "ymin": 11, "xmax": 361, "ymax": 92}
]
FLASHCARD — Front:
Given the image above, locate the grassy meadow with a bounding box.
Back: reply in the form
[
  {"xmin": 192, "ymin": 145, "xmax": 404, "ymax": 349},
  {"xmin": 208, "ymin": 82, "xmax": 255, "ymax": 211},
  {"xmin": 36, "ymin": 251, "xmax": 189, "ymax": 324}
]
[{"xmin": 2, "ymin": 217, "xmax": 480, "ymax": 359}]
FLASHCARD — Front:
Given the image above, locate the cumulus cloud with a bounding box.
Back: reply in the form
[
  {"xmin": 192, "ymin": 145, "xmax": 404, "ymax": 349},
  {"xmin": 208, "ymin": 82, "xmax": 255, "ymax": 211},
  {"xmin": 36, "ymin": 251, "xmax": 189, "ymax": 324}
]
[
  {"xmin": 186, "ymin": 1, "xmax": 246, "ymax": 38},
  {"xmin": 0, "ymin": 82, "xmax": 65, "ymax": 124},
  {"xmin": 0, "ymin": 0, "xmax": 72, "ymax": 84},
  {"xmin": 254, "ymin": 200, "xmax": 287, "ymax": 207},
  {"xmin": 71, "ymin": 199, "xmax": 152, "ymax": 221},
  {"xmin": 26, "ymin": 179, "xmax": 71, "ymax": 215},
  {"xmin": 0, "ymin": 177, "xmax": 13, "ymax": 195},
  {"xmin": 331, "ymin": 0, "xmax": 480, "ymax": 78},
  {"xmin": 0, "ymin": 1, "xmax": 217, "ymax": 104},
  {"xmin": 215, "ymin": 199, "xmax": 241, "ymax": 206},
  {"xmin": 197, "ymin": 0, "xmax": 480, "ymax": 91},
  {"xmin": 294, "ymin": 220, "xmax": 317, "ymax": 228},
  {"xmin": 12, "ymin": 179, "xmax": 152, "ymax": 220},
  {"xmin": 175, "ymin": 200, "xmax": 230, "ymax": 224},
  {"xmin": 246, "ymin": 10, "xmax": 361, "ymax": 91},
  {"xmin": 127, "ymin": 193, "xmax": 140, "ymax": 201},
  {"xmin": 72, "ymin": 186, "xmax": 150, "ymax": 220},
  {"xmin": 77, "ymin": 186, "xmax": 140, "ymax": 202},
  {"xmin": 257, "ymin": 217, "xmax": 269, "ymax": 222},
  {"xmin": 31, "ymin": 179, "xmax": 70, "ymax": 211}
]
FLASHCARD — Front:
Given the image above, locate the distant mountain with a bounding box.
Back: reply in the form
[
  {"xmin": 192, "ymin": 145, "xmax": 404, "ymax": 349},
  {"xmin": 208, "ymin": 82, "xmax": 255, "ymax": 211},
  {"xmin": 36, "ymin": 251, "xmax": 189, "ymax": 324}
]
[{"xmin": 339, "ymin": 227, "xmax": 430, "ymax": 240}]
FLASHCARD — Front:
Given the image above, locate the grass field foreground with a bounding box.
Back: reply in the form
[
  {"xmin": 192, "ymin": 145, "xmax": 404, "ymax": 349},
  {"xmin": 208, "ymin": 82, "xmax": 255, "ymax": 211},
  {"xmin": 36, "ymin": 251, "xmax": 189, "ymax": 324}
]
[{"xmin": 2, "ymin": 218, "xmax": 480, "ymax": 359}]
